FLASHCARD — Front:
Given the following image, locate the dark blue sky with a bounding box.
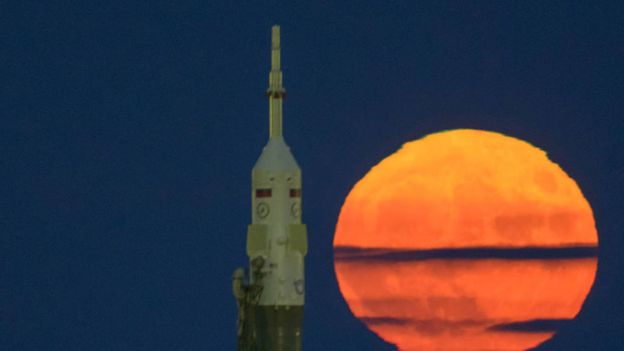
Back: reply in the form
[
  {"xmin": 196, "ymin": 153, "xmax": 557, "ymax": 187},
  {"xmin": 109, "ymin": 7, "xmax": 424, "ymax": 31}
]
[{"xmin": 3, "ymin": 1, "xmax": 623, "ymax": 350}]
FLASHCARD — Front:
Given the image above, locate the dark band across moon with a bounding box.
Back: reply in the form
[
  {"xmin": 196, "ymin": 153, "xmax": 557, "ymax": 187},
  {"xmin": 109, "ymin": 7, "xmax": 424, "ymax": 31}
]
[{"xmin": 334, "ymin": 245, "xmax": 599, "ymax": 262}]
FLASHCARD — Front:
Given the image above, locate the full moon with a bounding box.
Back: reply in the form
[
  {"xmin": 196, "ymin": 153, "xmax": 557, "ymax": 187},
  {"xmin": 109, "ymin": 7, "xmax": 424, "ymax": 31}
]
[{"xmin": 333, "ymin": 129, "xmax": 598, "ymax": 351}]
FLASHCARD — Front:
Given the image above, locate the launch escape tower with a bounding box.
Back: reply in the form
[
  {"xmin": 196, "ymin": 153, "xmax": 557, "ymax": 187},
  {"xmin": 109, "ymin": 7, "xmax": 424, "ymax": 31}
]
[{"xmin": 233, "ymin": 26, "xmax": 308, "ymax": 351}]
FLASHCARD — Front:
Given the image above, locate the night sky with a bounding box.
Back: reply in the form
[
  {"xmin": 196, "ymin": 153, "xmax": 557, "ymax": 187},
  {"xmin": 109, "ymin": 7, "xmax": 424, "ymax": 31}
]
[{"xmin": 4, "ymin": 2, "xmax": 623, "ymax": 351}]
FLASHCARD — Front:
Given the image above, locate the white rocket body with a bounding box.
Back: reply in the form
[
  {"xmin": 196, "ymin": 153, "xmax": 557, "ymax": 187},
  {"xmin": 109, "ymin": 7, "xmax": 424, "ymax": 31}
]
[
  {"xmin": 250, "ymin": 137, "xmax": 306, "ymax": 306},
  {"xmin": 237, "ymin": 25, "xmax": 307, "ymax": 351}
]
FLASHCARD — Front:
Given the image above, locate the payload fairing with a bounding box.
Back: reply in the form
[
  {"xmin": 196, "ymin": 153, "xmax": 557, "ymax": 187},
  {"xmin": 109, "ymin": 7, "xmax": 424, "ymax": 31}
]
[{"xmin": 233, "ymin": 26, "xmax": 307, "ymax": 351}]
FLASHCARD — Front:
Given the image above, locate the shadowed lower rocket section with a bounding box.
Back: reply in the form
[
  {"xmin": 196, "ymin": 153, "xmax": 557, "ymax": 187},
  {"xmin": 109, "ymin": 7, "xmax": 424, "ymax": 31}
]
[{"xmin": 255, "ymin": 306, "xmax": 303, "ymax": 351}]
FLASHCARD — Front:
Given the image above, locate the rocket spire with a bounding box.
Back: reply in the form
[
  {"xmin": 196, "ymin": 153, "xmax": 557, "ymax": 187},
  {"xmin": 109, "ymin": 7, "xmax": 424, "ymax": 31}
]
[
  {"xmin": 235, "ymin": 25, "xmax": 306, "ymax": 351},
  {"xmin": 267, "ymin": 25, "xmax": 285, "ymax": 139}
]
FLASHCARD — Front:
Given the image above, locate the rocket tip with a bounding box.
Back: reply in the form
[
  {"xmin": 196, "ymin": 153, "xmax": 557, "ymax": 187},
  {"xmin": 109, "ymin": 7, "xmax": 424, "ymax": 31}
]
[{"xmin": 272, "ymin": 25, "xmax": 280, "ymax": 48}]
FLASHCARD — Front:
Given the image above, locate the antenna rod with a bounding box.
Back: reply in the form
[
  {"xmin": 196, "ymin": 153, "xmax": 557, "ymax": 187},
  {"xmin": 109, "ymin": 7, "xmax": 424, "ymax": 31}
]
[{"xmin": 267, "ymin": 25, "xmax": 285, "ymax": 139}]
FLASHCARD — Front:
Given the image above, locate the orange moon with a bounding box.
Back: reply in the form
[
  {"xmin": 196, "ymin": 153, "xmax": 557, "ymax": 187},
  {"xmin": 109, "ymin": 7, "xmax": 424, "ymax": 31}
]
[{"xmin": 333, "ymin": 129, "xmax": 598, "ymax": 351}]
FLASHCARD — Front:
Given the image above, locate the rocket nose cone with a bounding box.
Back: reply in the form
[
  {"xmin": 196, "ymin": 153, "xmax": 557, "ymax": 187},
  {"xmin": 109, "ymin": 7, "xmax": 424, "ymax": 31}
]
[{"xmin": 254, "ymin": 137, "xmax": 300, "ymax": 171}]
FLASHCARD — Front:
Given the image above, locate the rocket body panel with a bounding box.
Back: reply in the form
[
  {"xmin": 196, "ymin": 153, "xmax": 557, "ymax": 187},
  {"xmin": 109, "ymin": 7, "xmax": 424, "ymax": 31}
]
[{"xmin": 250, "ymin": 139, "xmax": 306, "ymax": 307}]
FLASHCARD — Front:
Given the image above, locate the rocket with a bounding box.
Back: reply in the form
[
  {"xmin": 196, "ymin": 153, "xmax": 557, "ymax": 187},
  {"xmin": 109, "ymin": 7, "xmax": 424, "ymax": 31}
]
[{"xmin": 233, "ymin": 25, "xmax": 307, "ymax": 351}]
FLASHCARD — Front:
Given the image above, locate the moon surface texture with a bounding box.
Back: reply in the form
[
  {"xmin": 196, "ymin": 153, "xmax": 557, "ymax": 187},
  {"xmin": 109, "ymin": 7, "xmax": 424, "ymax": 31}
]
[{"xmin": 333, "ymin": 129, "xmax": 598, "ymax": 351}]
